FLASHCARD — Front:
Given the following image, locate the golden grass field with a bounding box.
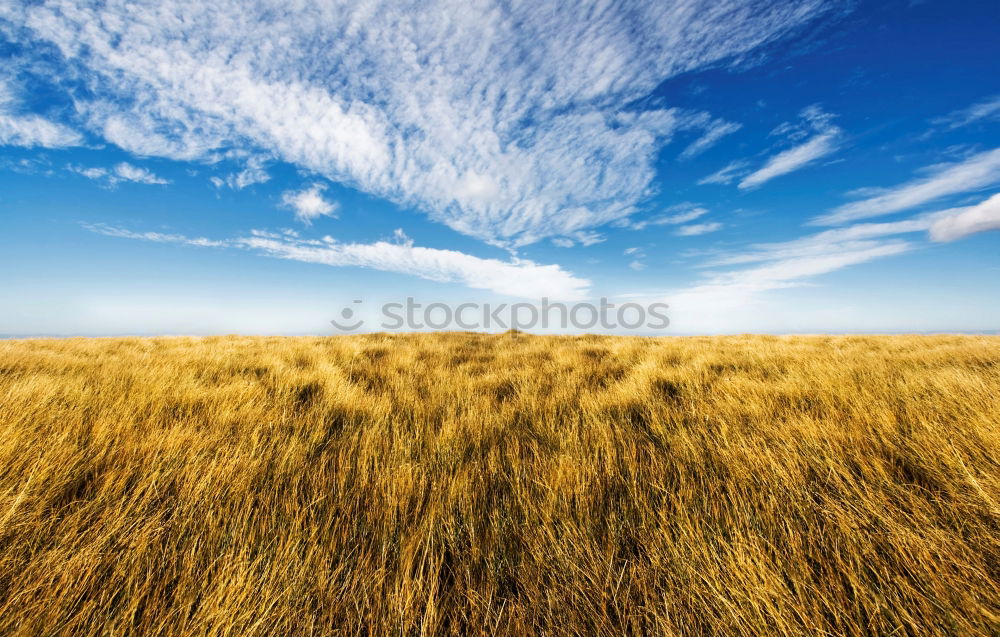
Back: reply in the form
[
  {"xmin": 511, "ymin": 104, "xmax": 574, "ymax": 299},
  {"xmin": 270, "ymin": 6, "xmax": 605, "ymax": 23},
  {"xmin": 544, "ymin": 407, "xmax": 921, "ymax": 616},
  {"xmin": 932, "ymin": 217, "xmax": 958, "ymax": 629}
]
[{"xmin": 0, "ymin": 333, "xmax": 998, "ymax": 636}]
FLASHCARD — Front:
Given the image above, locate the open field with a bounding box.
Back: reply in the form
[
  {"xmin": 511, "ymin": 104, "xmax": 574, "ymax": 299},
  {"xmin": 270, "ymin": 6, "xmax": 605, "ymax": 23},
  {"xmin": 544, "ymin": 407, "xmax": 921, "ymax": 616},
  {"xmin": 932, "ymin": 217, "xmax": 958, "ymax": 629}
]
[{"xmin": 0, "ymin": 334, "xmax": 998, "ymax": 635}]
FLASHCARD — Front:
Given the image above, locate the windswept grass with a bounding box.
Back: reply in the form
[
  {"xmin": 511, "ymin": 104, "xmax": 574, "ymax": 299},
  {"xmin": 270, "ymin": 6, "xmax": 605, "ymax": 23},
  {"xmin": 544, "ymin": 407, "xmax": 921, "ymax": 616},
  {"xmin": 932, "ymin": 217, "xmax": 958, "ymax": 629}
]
[{"xmin": 0, "ymin": 333, "xmax": 998, "ymax": 635}]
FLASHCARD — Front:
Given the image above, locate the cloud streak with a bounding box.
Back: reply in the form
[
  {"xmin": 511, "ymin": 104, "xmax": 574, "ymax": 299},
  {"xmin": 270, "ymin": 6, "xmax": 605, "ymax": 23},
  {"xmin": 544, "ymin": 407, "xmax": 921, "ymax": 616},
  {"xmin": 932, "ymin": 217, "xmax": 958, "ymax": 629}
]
[
  {"xmin": 625, "ymin": 203, "xmax": 712, "ymax": 230},
  {"xmin": 668, "ymin": 224, "xmax": 917, "ymax": 314},
  {"xmin": 0, "ymin": 112, "xmax": 82, "ymax": 148},
  {"xmin": 932, "ymin": 95, "xmax": 1000, "ymax": 130},
  {"xmin": 738, "ymin": 105, "xmax": 842, "ymax": 189},
  {"xmin": 738, "ymin": 132, "xmax": 839, "ymax": 189},
  {"xmin": 929, "ymin": 192, "xmax": 1000, "ymax": 242},
  {"xmin": 676, "ymin": 222, "xmax": 723, "ymax": 236},
  {"xmin": 85, "ymin": 224, "xmax": 591, "ymax": 300},
  {"xmin": 816, "ymin": 148, "xmax": 1000, "ymax": 225},
  {"xmin": 655, "ymin": 204, "xmax": 992, "ymax": 320},
  {"xmin": 678, "ymin": 118, "xmax": 742, "ymax": 160},
  {"xmin": 68, "ymin": 162, "xmax": 170, "ymax": 186},
  {"xmin": 698, "ymin": 160, "xmax": 751, "ymax": 186}
]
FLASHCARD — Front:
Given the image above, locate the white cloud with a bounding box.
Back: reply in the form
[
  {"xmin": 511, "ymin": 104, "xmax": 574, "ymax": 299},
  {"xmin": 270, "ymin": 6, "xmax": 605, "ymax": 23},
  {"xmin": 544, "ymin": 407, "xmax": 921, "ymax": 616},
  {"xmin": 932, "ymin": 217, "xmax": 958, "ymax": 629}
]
[
  {"xmin": 665, "ymin": 218, "xmax": 923, "ymax": 316},
  {"xmin": 701, "ymin": 198, "xmax": 998, "ymax": 271},
  {"xmin": 626, "ymin": 203, "xmax": 710, "ymax": 229},
  {"xmin": 0, "ymin": 155, "xmax": 54, "ymax": 176},
  {"xmin": 95, "ymin": 109, "xmax": 221, "ymax": 160},
  {"xmin": 678, "ymin": 117, "xmax": 742, "ymax": 160},
  {"xmin": 548, "ymin": 230, "xmax": 605, "ymax": 248},
  {"xmin": 5, "ymin": 0, "xmax": 836, "ymax": 246},
  {"xmin": 85, "ymin": 223, "xmax": 591, "ymax": 300},
  {"xmin": 675, "ymin": 221, "xmax": 722, "ymax": 236},
  {"xmin": 281, "ymin": 184, "xmax": 338, "ymax": 224},
  {"xmin": 0, "ymin": 78, "xmax": 83, "ymax": 148},
  {"xmin": 624, "ymin": 247, "xmax": 646, "ymax": 270},
  {"xmin": 68, "ymin": 165, "xmax": 110, "ymax": 181},
  {"xmin": 657, "ymin": 205, "xmax": 710, "ymax": 225},
  {"xmin": 929, "ymin": 192, "xmax": 1000, "ymax": 242},
  {"xmin": 932, "ymin": 95, "xmax": 1000, "ymax": 130},
  {"xmin": 698, "ymin": 160, "xmax": 751, "ymax": 186},
  {"xmin": 669, "ymin": 241, "xmax": 911, "ymax": 315},
  {"xmin": 738, "ymin": 105, "xmax": 841, "ymax": 189},
  {"xmin": 0, "ymin": 112, "xmax": 83, "ymax": 148},
  {"xmin": 83, "ymin": 225, "xmax": 229, "ymax": 248},
  {"xmin": 68, "ymin": 162, "xmax": 170, "ymax": 186},
  {"xmin": 391, "ymin": 228, "xmax": 413, "ymax": 246},
  {"xmin": 707, "ymin": 217, "xmax": 933, "ymax": 268},
  {"xmin": 645, "ymin": 206, "xmax": 994, "ymax": 328},
  {"xmin": 738, "ymin": 133, "xmax": 839, "ymax": 189},
  {"xmin": 113, "ymin": 162, "xmax": 170, "ymax": 184},
  {"xmin": 211, "ymin": 156, "xmax": 270, "ymax": 190},
  {"xmin": 572, "ymin": 231, "xmax": 606, "ymax": 246},
  {"xmin": 816, "ymin": 147, "xmax": 1000, "ymax": 225}
]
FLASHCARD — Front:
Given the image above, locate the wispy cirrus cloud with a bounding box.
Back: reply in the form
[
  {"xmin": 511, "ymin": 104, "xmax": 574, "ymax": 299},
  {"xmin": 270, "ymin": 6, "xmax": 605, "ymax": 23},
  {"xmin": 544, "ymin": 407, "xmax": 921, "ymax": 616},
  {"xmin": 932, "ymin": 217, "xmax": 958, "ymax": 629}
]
[
  {"xmin": 815, "ymin": 147, "xmax": 1000, "ymax": 225},
  {"xmin": 0, "ymin": 78, "xmax": 83, "ymax": 148},
  {"xmin": 632, "ymin": 195, "xmax": 1000, "ymax": 330},
  {"xmin": 210, "ymin": 156, "xmax": 270, "ymax": 190},
  {"xmin": 678, "ymin": 117, "xmax": 742, "ymax": 160},
  {"xmin": 706, "ymin": 217, "xmax": 933, "ymax": 268},
  {"xmin": 931, "ymin": 94, "xmax": 1000, "ymax": 130},
  {"xmin": 625, "ymin": 202, "xmax": 710, "ymax": 230},
  {"xmin": 3, "ymin": 0, "xmax": 839, "ymax": 246},
  {"xmin": 737, "ymin": 133, "xmax": 839, "ymax": 189},
  {"xmin": 548, "ymin": 230, "xmax": 605, "ymax": 248},
  {"xmin": 623, "ymin": 246, "xmax": 647, "ymax": 270},
  {"xmin": 0, "ymin": 112, "xmax": 83, "ymax": 148},
  {"xmin": 667, "ymin": 218, "xmax": 925, "ymax": 314},
  {"xmin": 68, "ymin": 162, "xmax": 170, "ymax": 186},
  {"xmin": 112, "ymin": 162, "xmax": 170, "ymax": 185},
  {"xmin": 85, "ymin": 224, "xmax": 591, "ymax": 300},
  {"xmin": 656, "ymin": 204, "xmax": 710, "ymax": 225},
  {"xmin": 626, "ymin": 202, "xmax": 723, "ymax": 236},
  {"xmin": 669, "ymin": 241, "xmax": 911, "ymax": 316},
  {"xmin": 738, "ymin": 105, "xmax": 842, "ymax": 189},
  {"xmin": 675, "ymin": 221, "xmax": 723, "ymax": 236},
  {"xmin": 697, "ymin": 160, "xmax": 752, "ymax": 186},
  {"xmin": 697, "ymin": 195, "xmax": 1000, "ymax": 283},
  {"xmin": 667, "ymin": 192, "xmax": 1000, "ymax": 315},
  {"xmin": 621, "ymin": 205, "xmax": 983, "ymax": 331}
]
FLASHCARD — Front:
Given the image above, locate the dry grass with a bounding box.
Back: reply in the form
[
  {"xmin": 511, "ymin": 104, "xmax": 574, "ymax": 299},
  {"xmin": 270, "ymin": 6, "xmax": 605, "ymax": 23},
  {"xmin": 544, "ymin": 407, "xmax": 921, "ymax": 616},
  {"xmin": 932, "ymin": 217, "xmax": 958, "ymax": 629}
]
[{"xmin": 0, "ymin": 333, "xmax": 998, "ymax": 636}]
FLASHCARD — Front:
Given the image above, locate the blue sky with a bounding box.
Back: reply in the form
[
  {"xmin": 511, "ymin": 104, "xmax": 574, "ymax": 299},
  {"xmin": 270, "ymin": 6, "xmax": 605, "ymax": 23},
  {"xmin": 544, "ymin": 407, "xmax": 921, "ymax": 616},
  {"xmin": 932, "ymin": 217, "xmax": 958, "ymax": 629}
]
[{"xmin": 1, "ymin": 0, "xmax": 998, "ymax": 335}]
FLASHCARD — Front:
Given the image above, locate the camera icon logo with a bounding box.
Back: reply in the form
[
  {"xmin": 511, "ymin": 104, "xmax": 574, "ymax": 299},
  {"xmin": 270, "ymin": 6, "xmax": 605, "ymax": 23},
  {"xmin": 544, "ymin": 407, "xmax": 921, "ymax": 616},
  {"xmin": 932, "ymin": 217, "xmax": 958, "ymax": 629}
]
[{"xmin": 330, "ymin": 300, "xmax": 364, "ymax": 331}]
